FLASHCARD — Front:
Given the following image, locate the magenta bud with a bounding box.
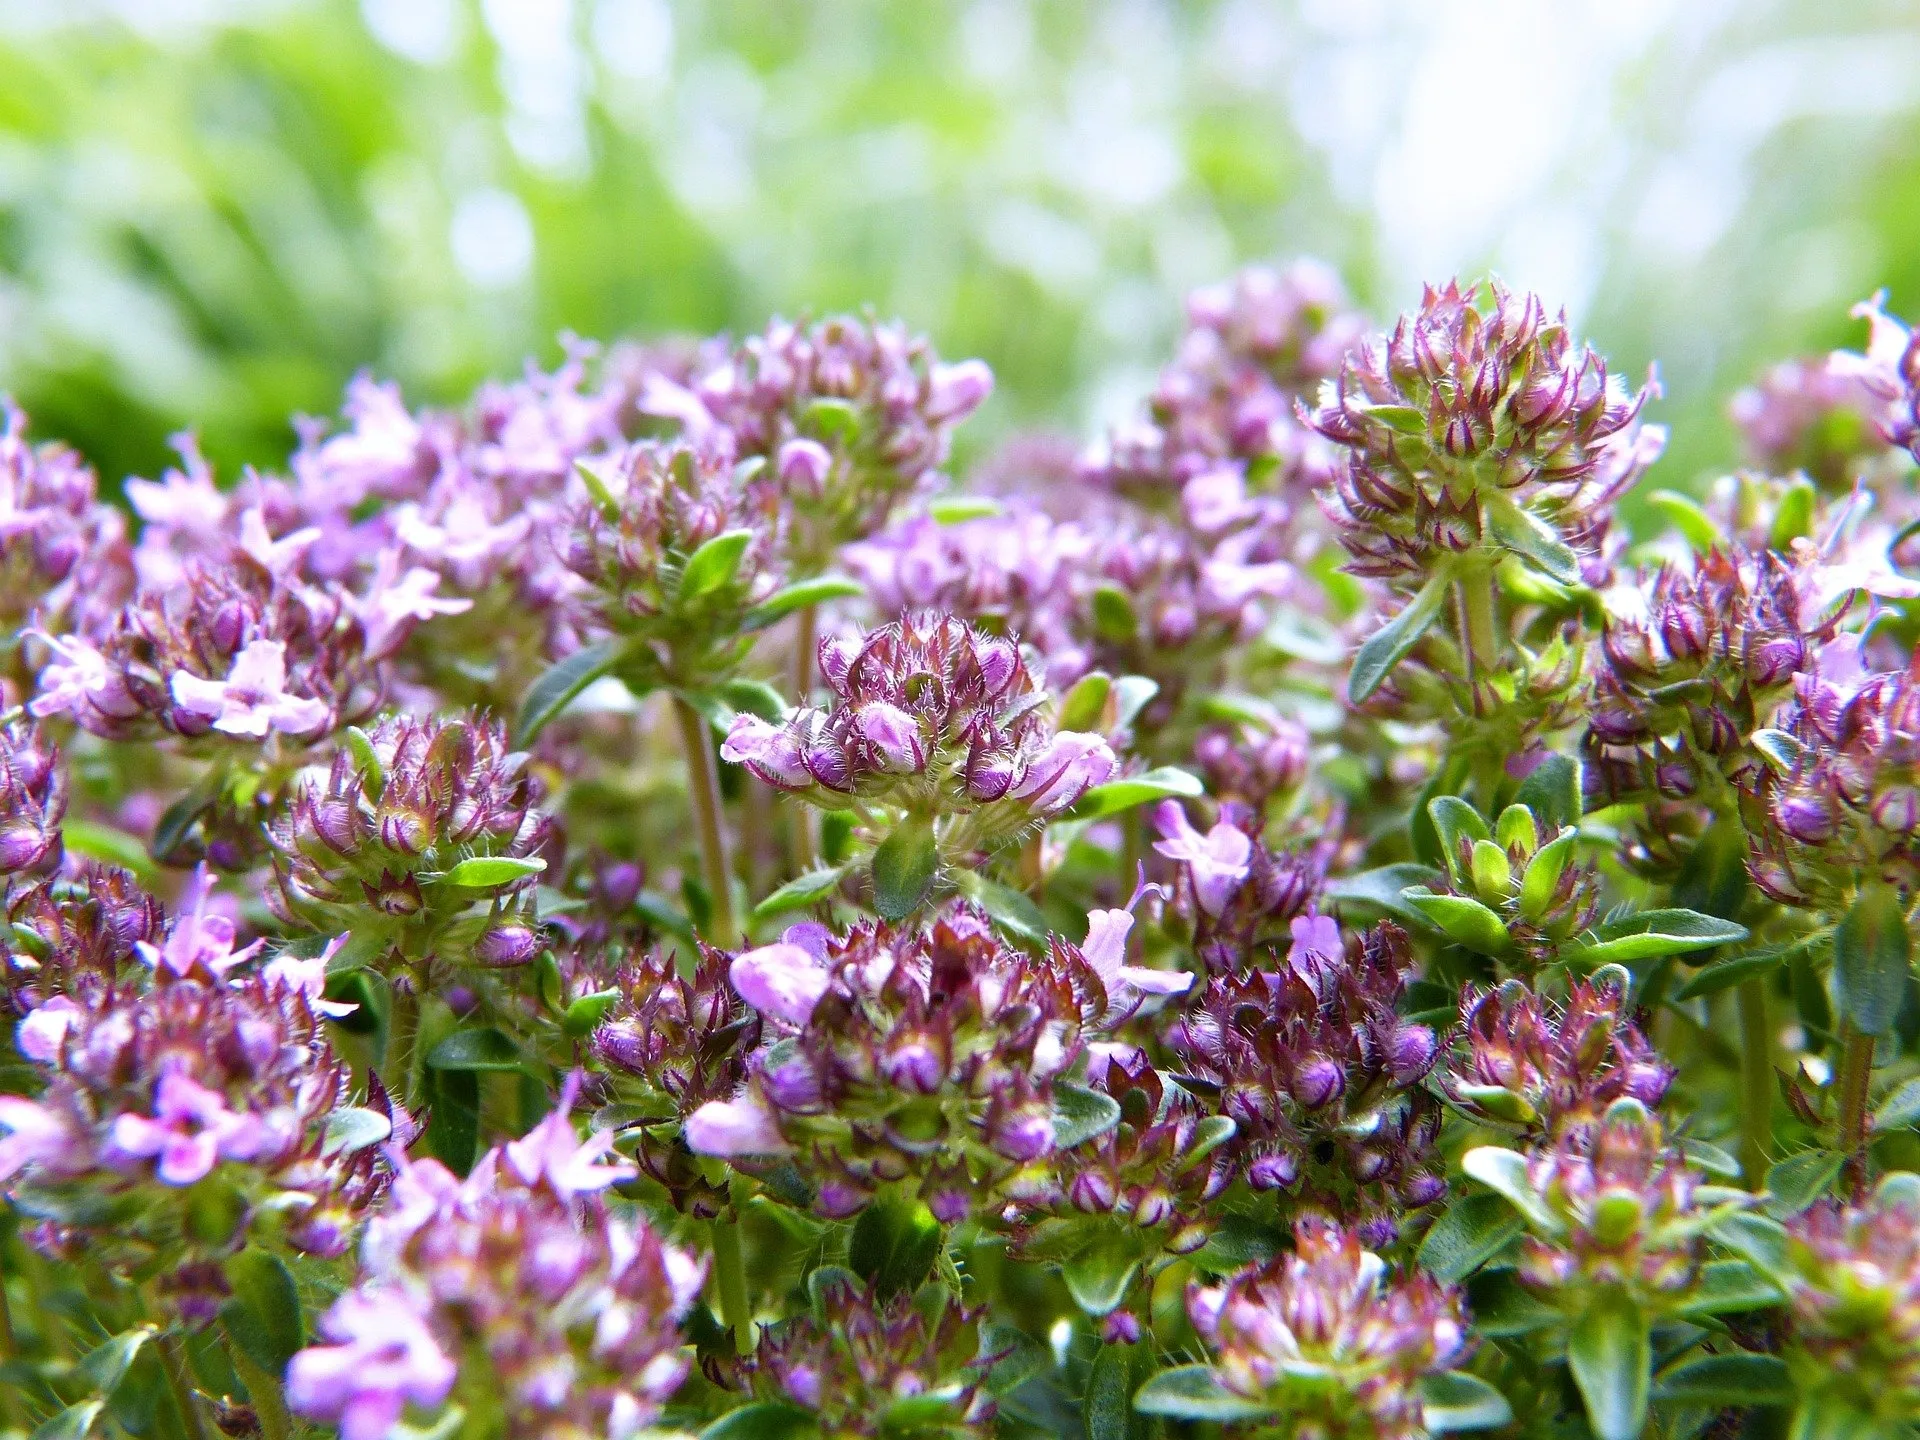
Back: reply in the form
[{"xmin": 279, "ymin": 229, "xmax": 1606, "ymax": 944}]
[
  {"xmin": 1291, "ymin": 1056, "xmax": 1346, "ymax": 1110},
  {"xmin": 1358, "ymin": 1215, "xmax": 1400, "ymax": 1249},
  {"xmin": 883, "ymin": 1039, "xmax": 945, "ymax": 1094},
  {"xmin": 1400, "ymin": 1171, "xmax": 1448, "ymax": 1207},
  {"xmin": 1070, "ymin": 1171, "xmax": 1117, "ymax": 1214},
  {"xmin": 776, "ymin": 438, "xmax": 833, "ymax": 495},
  {"xmin": 1776, "ymin": 793, "xmax": 1838, "ymax": 845},
  {"xmin": 856, "ymin": 702, "xmax": 926, "ymax": 772},
  {"xmin": 1748, "ymin": 636, "xmax": 1807, "ymax": 687},
  {"xmin": 0, "ymin": 822, "xmax": 53, "ymax": 874},
  {"xmin": 474, "ymin": 921, "xmax": 539, "ymax": 967},
  {"xmin": 1101, "ymin": 1311, "xmax": 1142, "ymax": 1346},
  {"xmin": 814, "ymin": 1182, "xmax": 869, "ymax": 1219},
  {"xmin": 1248, "ymin": 1152, "xmax": 1299, "ymax": 1190},
  {"xmin": 782, "ymin": 1363, "xmax": 825, "ymax": 1410},
  {"xmin": 972, "ymin": 637, "xmax": 1019, "ymax": 696},
  {"xmin": 926, "ymin": 360, "xmax": 994, "ymax": 423},
  {"xmin": 1133, "ymin": 1188, "xmax": 1175, "ymax": 1228},
  {"xmin": 927, "ymin": 1187, "xmax": 971, "ymax": 1226},
  {"xmin": 1873, "ymin": 787, "xmax": 1920, "ymax": 834},
  {"xmin": 1387, "ymin": 1025, "xmax": 1438, "ymax": 1085},
  {"xmin": 964, "ymin": 749, "xmax": 1017, "ymax": 802},
  {"xmin": 377, "ymin": 806, "xmax": 431, "ymax": 855},
  {"xmin": 991, "ymin": 1109, "xmax": 1053, "ymax": 1162}
]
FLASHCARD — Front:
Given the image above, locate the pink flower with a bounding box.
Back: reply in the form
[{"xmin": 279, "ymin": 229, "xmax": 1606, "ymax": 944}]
[
  {"xmin": 0, "ymin": 1095, "xmax": 69, "ymax": 1181},
  {"xmin": 926, "ymin": 359, "xmax": 995, "ymax": 424},
  {"xmin": 685, "ymin": 1092, "xmax": 790, "ymax": 1157},
  {"xmin": 355, "ymin": 551, "xmax": 473, "ymax": 658},
  {"xmin": 262, "ymin": 937, "xmax": 359, "ymax": 1018},
  {"xmin": 855, "ymin": 702, "xmax": 926, "ymax": 772},
  {"xmin": 1080, "ymin": 908, "xmax": 1193, "ymax": 1005},
  {"xmin": 1011, "ymin": 732, "xmax": 1116, "ymax": 815},
  {"xmin": 29, "ymin": 632, "xmax": 138, "ymax": 723},
  {"xmin": 503, "ymin": 1079, "xmax": 637, "ymax": 1200},
  {"xmin": 720, "ymin": 715, "xmax": 811, "ymax": 788},
  {"xmin": 286, "ymin": 1288, "xmax": 457, "ymax": 1440},
  {"xmin": 731, "ymin": 940, "xmax": 832, "ymax": 1026},
  {"xmin": 237, "ymin": 508, "xmax": 321, "ymax": 580},
  {"xmin": 169, "ymin": 639, "xmax": 331, "ymax": 739},
  {"xmin": 15, "ymin": 997, "xmax": 81, "ymax": 1062},
  {"xmin": 1153, "ymin": 801, "xmax": 1252, "ymax": 917},
  {"xmin": 137, "ymin": 865, "xmax": 261, "ymax": 981},
  {"xmin": 107, "ymin": 1070, "xmax": 269, "ymax": 1186}
]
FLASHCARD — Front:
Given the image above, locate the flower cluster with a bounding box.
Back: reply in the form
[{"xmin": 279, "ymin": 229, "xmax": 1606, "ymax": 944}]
[
  {"xmin": 739, "ymin": 1275, "xmax": 997, "ymax": 1438},
  {"xmin": 269, "ymin": 711, "xmax": 552, "ymax": 960},
  {"xmin": 687, "ymin": 906, "xmax": 1084, "ymax": 1221},
  {"xmin": 722, "ymin": 612, "xmax": 1114, "ymax": 862},
  {"xmin": 1153, "ymin": 800, "xmax": 1331, "ymax": 974},
  {"xmin": 0, "ymin": 718, "xmax": 65, "ymax": 878},
  {"xmin": 1443, "ymin": 971, "xmax": 1673, "ymax": 1139},
  {"xmin": 287, "ymin": 1095, "xmax": 703, "ymax": 1440},
  {"xmin": 1168, "ymin": 919, "xmax": 1444, "ymax": 1244},
  {"xmin": 1185, "ymin": 1218, "xmax": 1470, "ymax": 1440}
]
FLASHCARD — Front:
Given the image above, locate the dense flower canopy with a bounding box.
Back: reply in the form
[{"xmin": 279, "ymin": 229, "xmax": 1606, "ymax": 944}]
[{"xmin": 4, "ymin": 266, "xmax": 1920, "ymax": 1440}]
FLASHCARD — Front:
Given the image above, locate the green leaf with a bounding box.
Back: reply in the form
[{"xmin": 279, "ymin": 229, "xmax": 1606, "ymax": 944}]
[
  {"xmin": 1770, "ymin": 478, "xmax": 1819, "ymax": 548},
  {"xmin": 847, "ymin": 1194, "xmax": 943, "ymax": 1299},
  {"xmin": 871, "ymin": 815, "xmax": 938, "ymax": 922},
  {"xmin": 562, "ymin": 988, "xmax": 623, "ymax": 1038},
  {"xmin": 1057, "ymin": 671, "xmax": 1112, "ymax": 733},
  {"xmin": 1767, "ymin": 1150, "xmax": 1845, "ymax": 1216},
  {"xmin": 1833, "ymin": 881, "xmax": 1911, "ymax": 1037},
  {"xmin": 1461, "ymin": 1146, "xmax": 1561, "ymax": 1234},
  {"xmin": 1063, "ymin": 766, "xmax": 1204, "ymax": 822},
  {"xmin": 743, "ymin": 575, "xmax": 865, "ymax": 632},
  {"xmin": 1565, "ymin": 908, "xmax": 1747, "ymax": 966},
  {"xmin": 1672, "ymin": 816, "xmax": 1752, "ymax": 924},
  {"xmin": 698, "ymin": 1402, "xmax": 821, "ymax": 1440},
  {"xmin": 1363, "ymin": 402, "xmax": 1429, "ymax": 434},
  {"xmin": 1681, "ymin": 1138, "xmax": 1743, "ymax": 1179},
  {"xmin": 1110, "ymin": 676, "xmax": 1159, "ymax": 730},
  {"xmin": 802, "ymin": 396, "xmax": 861, "ymax": 443},
  {"xmin": 440, "ymin": 854, "xmax": 546, "ymax": 888},
  {"xmin": 1349, "ymin": 568, "xmax": 1450, "ymax": 702},
  {"xmin": 1465, "ymin": 1270, "xmax": 1563, "ymax": 1337},
  {"xmin": 929, "ymin": 495, "xmax": 1002, "ymax": 524},
  {"xmin": 221, "ymin": 1249, "xmax": 304, "ymax": 1373},
  {"xmin": 1787, "ymin": 1393, "xmax": 1897, "ymax": 1440},
  {"xmin": 425, "ymin": 1026, "xmax": 526, "ymax": 1072},
  {"xmin": 342, "ymin": 724, "xmax": 385, "ymax": 800},
  {"xmin": 1053, "ymin": 1082, "xmax": 1123, "ymax": 1150},
  {"xmin": 1427, "ymin": 795, "xmax": 1491, "ymax": 877},
  {"xmin": 952, "ymin": 870, "xmax": 1051, "ymax": 945},
  {"xmin": 1709, "ymin": 1212, "xmax": 1792, "ymax": 1283},
  {"xmin": 753, "ymin": 866, "xmax": 848, "ymax": 922},
  {"xmin": 1327, "ymin": 863, "xmax": 1446, "ymax": 933},
  {"xmin": 1061, "ymin": 1236, "xmax": 1140, "ymax": 1316},
  {"xmin": 1674, "ymin": 949, "xmax": 1788, "ymax": 1000},
  {"xmin": 321, "ymin": 1107, "xmax": 393, "ymax": 1157},
  {"xmin": 1401, "ymin": 888, "xmax": 1510, "ymax": 955},
  {"xmin": 1654, "ymin": 1352, "xmax": 1791, "ymax": 1407},
  {"xmin": 30, "ymin": 1401, "xmax": 104, "ymax": 1440},
  {"xmin": 678, "ymin": 528, "xmax": 754, "ymax": 601},
  {"xmin": 981, "ymin": 1322, "xmax": 1051, "ymax": 1397},
  {"xmin": 1518, "ymin": 831, "xmax": 1580, "ymax": 921},
  {"xmin": 1486, "ymin": 491, "xmax": 1581, "ymax": 585},
  {"xmin": 1418, "ymin": 1192, "xmax": 1524, "ymax": 1282},
  {"xmin": 1175, "ymin": 1115, "xmax": 1237, "ymax": 1174},
  {"xmin": 514, "ymin": 638, "xmax": 625, "ymax": 746},
  {"xmin": 1678, "ymin": 1260, "xmax": 1784, "ymax": 1316},
  {"xmin": 422, "ymin": 1067, "xmax": 478, "ymax": 1175},
  {"xmin": 61, "ymin": 820, "xmax": 158, "ymax": 881},
  {"xmin": 1421, "ymin": 1372, "xmax": 1515, "ymax": 1433},
  {"xmin": 1567, "ymin": 1292, "xmax": 1652, "ymax": 1440},
  {"xmin": 718, "ymin": 678, "xmax": 787, "ymax": 723},
  {"xmin": 1132, "ymin": 1366, "xmax": 1274, "ymax": 1423},
  {"xmin": 1085, "ymin": 1342, "xmax": 1154, "ymax": 1440},
  {"xmin": 1091, "ymin": 584, "xmax": 1138, "ymax": 643},
  {"xmin": 76, "ymin": 1326, "xmax": 156, "ymax": 1395},
  {"xmin": 573, "ymin": 457, "xmax": 623, "ymax": 518},
  {"xmin": 1751, "ymin": 727, "xmax": 1808, "ymax": 775},
  {"xmin": 324, "ymin": 923, "xmax": 399, "ymax": 974},
  {"xmin": 1873, "ymin": 1077, "xmax": 1920, "ymax": 1133},
  {"xmin": 1513, "ymin": 754, "xmax": 1582, "ymax": 831},
  {"xmin": 1646, "ymin": 489, "xmax": 1724, "ymax": 553}
]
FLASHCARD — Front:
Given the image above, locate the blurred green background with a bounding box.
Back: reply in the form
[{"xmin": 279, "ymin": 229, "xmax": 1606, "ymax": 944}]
[{"xmin": 0, "ymin": 0, "xmax": 1917, "ymax": 498}]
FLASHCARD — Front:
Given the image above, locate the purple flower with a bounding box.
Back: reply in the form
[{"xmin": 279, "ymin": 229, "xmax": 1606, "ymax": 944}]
[
  {"xmin": 731, "ymin": 939, "xmax": 833, "ymax": 1026},
  {"xmin": 926, "ymin": 359, "xmax": 995, "ymax": 424},
  {"xmin": 29, "ymin": 632, "xmax": 139, "ymax": 724},
  {"xmin": 685, "ymin": 1092, "xmax": 791, "ymax": 1157},
  {"xmin": 721, "ymin": 714, "xmax": 813, "ymax": 787},
  {"xmin": 855, "ymin": 702, "xmax": 926, "ymax": 772},
  {"xmin": 168, "ymin": 638, "xmax": 331, "ymax": 739},
  {"xmin": 1080, "ymin": 908, "xmax": 1193, "ymax": 1006},
  {"xmin": 502, "ymin": 1082, "xmax": 637, "ymax": 1200},
  {"xmin": 355, "ymin": 550, "xmax": 473, "ymax": 657},
  {"xmin": 286, "ymin": 1289, "xmax": 458, "ymax": 1440},
  {"xmin": 777, "ymin": 438, "xmax": 833, "ymax": 495},
  {"xmin": 136, "ymin": 865, "xmax": 260, "ymax": 981},
  {"xmin": 0, "ymin": 1095, "xmax": 69, "ymax": 1181},
  {"xmin": 106, "ymin": 1070, "xmax": 270, "ymax": 1186},
  {"xmin": 1009, "ymin": 731, "xmax": 1115, "ymax": 815},
  {"xmin": 1153, "ymin": 801, "xmax": 1253, "ymax": 917}
]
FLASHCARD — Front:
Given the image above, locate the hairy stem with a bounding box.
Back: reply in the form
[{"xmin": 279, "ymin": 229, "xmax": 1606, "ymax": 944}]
[
  {"xmin": 0, "ymin": 1263, "xmax": 22, "ymax": 1431},
  {"xmin": 788, "ymin": 604, "xmax": 820, "ymax": 873},
  {"xmin": 711, "ymin": 1212, "xmax": 754, "ymax": 1355},
  {"xmin": 158, "ymin": 1330, "xmax": 216, "ymax": 1440},
  {"xmin": 674, "ymin": 695, "xmax": 740, "ymax": 947},
  {"xmin": 1736, "ymin": 977, "xmax": 1775, "ymax": 1188},
  {"xmin": 1835, "ymin": 1021, "xmax": 1877, "ymax": 1193},
  {"xmin": 224, "ymin": 1339, "xmax": 292, "ymax": 1440},
  {"xmin": 1455, "ymin": 566, "xmax": 1500, "ymax": 685},
  {"xmin": 385, "ymin": 970, "xmax": 421, "ymax": 1108}
]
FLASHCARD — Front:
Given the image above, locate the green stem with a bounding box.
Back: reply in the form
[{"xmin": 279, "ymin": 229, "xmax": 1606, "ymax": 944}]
[
  {"xmin": 1455, "ymin": 566, "xmax": 1500, "ymax": 685},
  {"xmin": 157, "ymin": 1330, "xmax": 216, "ymax": 1440},
  {"xmin": 224, "ymin": 1340, "xmax": 292, "ymax": 1440},
  {"xmin": 1835, "ymin": 1021, "xmax": 1877, "ymax": 1192},
  {"xmin": 1736, "ymin": 977, "xmax": 1775, "ymax": 1188},
  {"xmin": 711, "ymin": 1212, "xmax": 754, "ymax": 1355},
  {"xmin": 385, "ymin": 970, "xmax": 421, "ymax": 1108},
  {"xmin": 788, "ymin": 604, "xmax": 820, "ymax": 874},
  {"xmin": 0, "ymin": 1261, "xmax": 22, "ymax": 1431},
  {"xmin": 674, "ymin": 695, "xmax": 740, "ymax": 947}
]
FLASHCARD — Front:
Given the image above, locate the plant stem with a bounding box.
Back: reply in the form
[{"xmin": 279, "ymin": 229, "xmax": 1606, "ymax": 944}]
[
  {"xmin": 1455, "ymin": 566, "xmax": 1500, "ymax": 683},
  {"xmin": 710, "ymin": 1212, "xmax": 754, "ymax": 1355},
  {"xmin": 1735, "ymin": 977, "xmax": 1774, "ymax": 1188},
  {"xmin": 224, "ymin": 1340, "xmax": 292, "ymax": 1440},
  {"xmin": 788, "ymin": 604, "xmax": 820, "ymax": 873},
  {"xmin": 0, "ymin": 1262, "xmax": 22, "ymax": 1432},
  {"xmin": 674, "ymin": 695, "xmax": 740, "ymax": 947},
  {"xmin": 157, "ymin": 1330, "xmax": 216, "ymax": 1440},
  {"xmin": 385, "ymin": 970, "xmax": 421, "ymax": 1108},
  {"xmin": 1835, "ymin": 1021, "xmax": 1877, "ymax": 1192}
]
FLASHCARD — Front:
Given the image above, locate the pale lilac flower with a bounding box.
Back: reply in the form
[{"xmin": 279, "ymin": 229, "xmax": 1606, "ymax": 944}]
[
  {"xmin": 720, "ymin": 715, "xmax": 811, "ymax": 787},
  {"xmin": 294, "ymin": 375, "xmax": 436, "ymax": 507},
  {"xmin": 262, "ymin": 937, "xmax": 359, "ymax": 1019},
  {"xmin": 1183, "ymin": 466, "xmax": 1251, "ymax": 533},
  {"xmin": 286, "ymin": 1288, "xmax": 457, "ymax": 1440},
  {"xmin": 731, "ymin": 941, "xmax": 832, "ymax": 1027},
  {"xmin": 1080, "ymin": 908, "xmax": 1193, "ymax": 1003},
  {"xmin": 855, "ymin": 702, "xmax": 927, "ymax": 772},
  {"xmin": 356, "ymin": 550, "xmax": 473, "ymax": 657},
  {"xmin": 136, "ymin": 866, "xmax": 261, "ymax": 980},
  {"xmin": 502, "ymin": 1083, "xmax": 637, "ymax": 1200},
  {"xmin": 168, "ymin": 638, "xmax": 331, "ymax": 738},
  {"xmin": 1287, "ymin": 910, "xmax": 1344, "ymax": 996},
  {"xmin": 29, "ymin": 632, "xmax": 138, "ymax": 722},
  {"xmin": 777, "ymin": 438, "xmax": 833, "ymax": 495},
  {"xmin": 0, "ymin": 1095, "xmax": 69, "ymax": 1181},
  {"xmin": 685, "ymin": 1091, "xmax": 791, "ymax": 1157},
  {"xmin": 1009, "ymin": 732, "xmax": 1116, "ymax": 815},
  {"xmin": 926, "ymin": 359, "xmax": 995, "ymax": 424},
  {"xmin": 237, "ymin": 508, "xmax": 321, "ymax": 580},
  {"xmin": 16, "ymin": 997, "xmax": 82, "ymax": 1062},
  {"xmin": 1153, "ymin": 801, "xmax": 1253, "ymax": 917},
  {"xmin": 107, "ymin": 1070, "xmax": 270, "ymax": 1185}
]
